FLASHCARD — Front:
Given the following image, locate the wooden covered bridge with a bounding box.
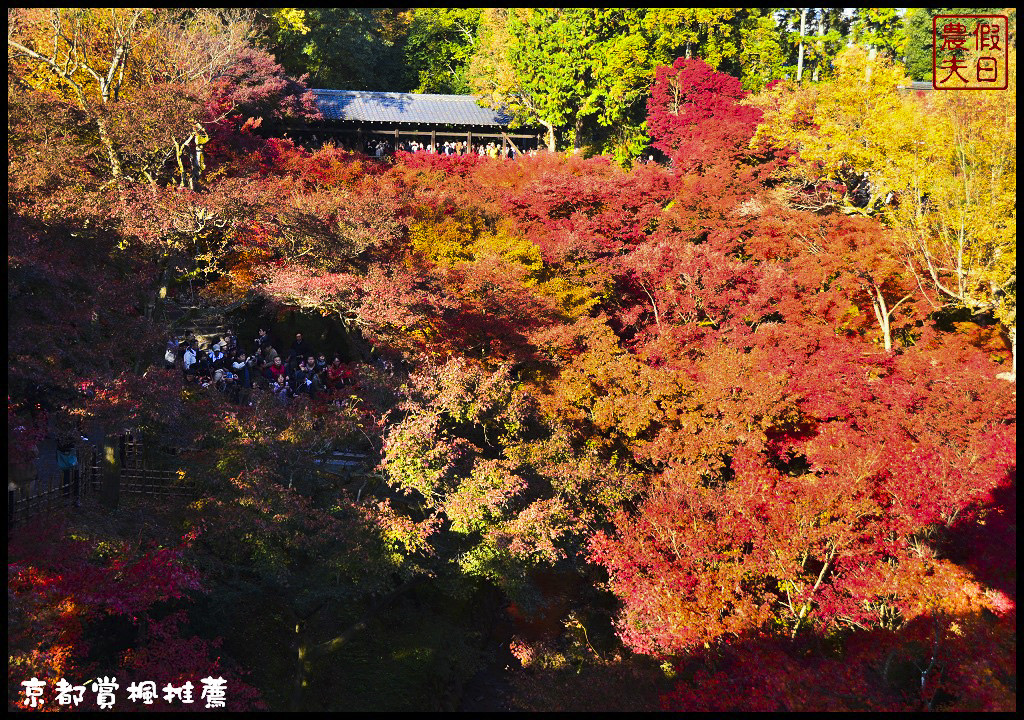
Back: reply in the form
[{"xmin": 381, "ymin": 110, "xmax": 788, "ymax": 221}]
[{"xmin": 293, "ymin": 90, "xmax": 542, "ymax": 155}]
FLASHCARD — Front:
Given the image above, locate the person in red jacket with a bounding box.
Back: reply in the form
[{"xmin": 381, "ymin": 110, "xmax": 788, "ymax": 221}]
[
  {"xmin": 264, "ymin": 355, "xmax": 287, "ymax": 383},
  {"xmin": 326, "ymin": 356, "xmax": 344, "ymax": 393}
]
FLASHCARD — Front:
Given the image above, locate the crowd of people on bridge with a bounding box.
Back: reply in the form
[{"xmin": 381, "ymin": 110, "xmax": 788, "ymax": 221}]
[
  {"xmin": 316, "ymin": 136, "xmax": 535, "ymax": 160},
  {"xmin": 165, "ymin": 328, "xmax": 381, "ymax": 406},
  {"xmin": 392, "ymin": 138, "xmax": 529, "ymax": 159}
]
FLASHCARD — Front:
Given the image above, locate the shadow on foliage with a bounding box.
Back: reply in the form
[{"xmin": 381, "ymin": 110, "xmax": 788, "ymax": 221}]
[
  {"xmin": 940, "ymin": 470, "xmax": 1016, "ymax": 600},
  {"xmin": 503, "ymin": 471, "xmax": 1017, "ymax": 712}
]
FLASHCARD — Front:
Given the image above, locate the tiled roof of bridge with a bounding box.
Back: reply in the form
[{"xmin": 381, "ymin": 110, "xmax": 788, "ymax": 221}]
[
  {"xmin": 311, "ymin": 90, "xmax": 512, "ymax": 126},
  {"xmin": 897, "ymin": 80, "xmax": 935, "ymax": 92}
]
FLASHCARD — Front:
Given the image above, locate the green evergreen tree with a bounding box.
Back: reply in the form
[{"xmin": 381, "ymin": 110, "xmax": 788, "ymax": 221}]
[
  {"xmin": 851, "ymin": 8, "xmax": 908, "ymax": 60},
  {"xmin": 469, "ymin": 8, "xmax": 787, "ymax": 160},
  {"xmin": 404, "ymin": 8, "xmax": 481, "ymax": 94},
  {"xmin": 256, "ymin": 8, "xmax": 412, "ymax": 90}
]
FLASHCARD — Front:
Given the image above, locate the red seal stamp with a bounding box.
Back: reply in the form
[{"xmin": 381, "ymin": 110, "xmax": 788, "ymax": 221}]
[{"xmin": 933, "ymin": 14, "xmax": 1009, "ymax": 90}]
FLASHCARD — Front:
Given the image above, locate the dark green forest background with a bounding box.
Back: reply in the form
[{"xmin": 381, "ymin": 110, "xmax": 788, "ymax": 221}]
[{"xmin": 253, "ymin": 8, "xmax": 1016, "ymax": 159}]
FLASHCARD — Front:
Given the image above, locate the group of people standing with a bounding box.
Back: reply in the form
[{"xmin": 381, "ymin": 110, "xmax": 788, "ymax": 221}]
[
  {"xmin": 166, "ymin": 328, "xmax": 357, "ymax": 405},
  {"xmin": 362, "ymin": 138, "xmax": 531, "ymax": 159},
  {"xmin": 398, "ymin": 139, "xmax": 523, "ymax": 159}
]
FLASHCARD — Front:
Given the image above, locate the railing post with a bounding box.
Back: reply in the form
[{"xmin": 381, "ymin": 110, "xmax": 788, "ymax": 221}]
[
  {"xmin": 90, "ymin": 445, "xmax": 99, "ymax": 494},
  {"xmin": 8, "ymin": 487, "xmax": 16, "ymax": 529},
  {"xmin": 101, "ymin": 435, "xmax": 120, "ymax": 509}
]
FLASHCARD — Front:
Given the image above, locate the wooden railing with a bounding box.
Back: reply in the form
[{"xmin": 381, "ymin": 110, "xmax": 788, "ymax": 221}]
[
  {"xmin": 121, "ymin": 467, "xmax": 195, "ymax": 496},
  {"xmin": 120, "ymin": 436, "xmax": 196, "ymax": 497},
  {"xmin": 8, "ymin": 445, "xmax": 101, "ymax": 527},
  {"xmin": 9, "ymin": 437, "xmax": 371, "ymax": 529},
  {"xmin": 8, "ymin": 437, "xmax": 198, "ymax": 528},
  {"xmin": 312, "ymin": 450, "xmax": 370, "ymax": 477}
]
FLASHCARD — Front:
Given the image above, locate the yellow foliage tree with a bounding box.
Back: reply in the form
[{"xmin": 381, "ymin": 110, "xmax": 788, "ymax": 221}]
[
  {"xmin": 407, "ymin": 208, "xmax": 481, "ymax": 267},
  {"xmin": 753, "ymin": 46, "xmax": 1016, "ymax": 373},
  {"xmin": 408, "ymin": 207, "xmax": 599, "ymax": 321},
  {"xmin": 8, "ymin": 8, "xmax": 251, "ymax": 186}
]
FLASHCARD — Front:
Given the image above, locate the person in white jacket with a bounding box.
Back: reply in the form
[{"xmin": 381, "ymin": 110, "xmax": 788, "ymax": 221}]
[
  {"xmin": 182, "ymin": 342, "xmax": 198, "ymax": 381},
  {"xmin": 232, "ymin": 351, "xmax": 255, "ymax": 389}
]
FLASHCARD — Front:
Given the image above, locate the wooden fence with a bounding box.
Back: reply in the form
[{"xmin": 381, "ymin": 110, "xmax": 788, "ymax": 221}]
[
  {"xmin": 8, "ymin": 444, "xmax": 101, "ymax": 528},
  {"xmin": 119, "ymin": 436, "xmax": 197, "ymax": 497},
  {"xmin": 9, "ymin": 437, "xmax": 371, "ymax": 529},
  {"xmin": 8, "ymin": 436, "xmax": 198, "ymax": 528}
]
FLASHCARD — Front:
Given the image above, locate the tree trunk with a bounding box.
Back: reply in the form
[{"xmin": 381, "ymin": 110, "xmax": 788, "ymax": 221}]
[
  {"xmin": 871, "ymin": 283, "xmax": 893, "ymax": 352},
  {"xmin": 95, "ymin": 116, "xmax": 123, "ymax": 180},
  {"xmin": 999, "ymin": 326, "xmax": 1017, "ymax": 381},
  {"xmin": 191, "ymin": 127, "xmax": 206, "ymax": 188},
  {"xmin": 287, "ymin": 575, "xmax": 427, "ymax": 709},
  {"xmin": 290, "ymin": 620, "xmax": 310, "ymax": 712},
  {"xmin": 813, "ymin": 10, "xmax": 825, "ymax": 81},
  {"xmin": 865, "ymin": 47, "xmax": 877, "ymax": 83},
  {"xmin": 791, "ymin": 545, "xmax": 836, "ymax": 637},
  {"xmin": 1011, "ymin": 326, "xmax": 1017, "ymax": 377},
  {"xmin": 638, "ymin": 280, "xmax": 661, "ymax": 330},
  {"xmin": 572, "ymin": 116, "xmax": 584, "ymax": 154},
  {"xmin": 542, "ymin": 121, "xmax": 556, "ymax": 153},
  {"xmin": 797, "ymin": 8, "xmax": 808, "ymax": 82},
  {"xmin": 145, "ymin": 256, "xmax": 173, "ymax": 321}
]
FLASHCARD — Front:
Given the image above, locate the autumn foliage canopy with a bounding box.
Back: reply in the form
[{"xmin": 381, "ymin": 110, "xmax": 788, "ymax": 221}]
[{"xmin": 7, "ymin": 11, "xmax": 1015, "ymax": 712}]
